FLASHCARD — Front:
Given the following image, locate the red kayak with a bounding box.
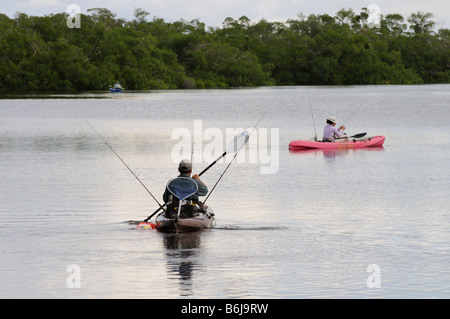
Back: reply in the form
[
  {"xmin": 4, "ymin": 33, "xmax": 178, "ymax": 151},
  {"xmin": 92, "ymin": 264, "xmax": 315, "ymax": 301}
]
[{"xmin": 289, "ymin": 135, "xmax": 385, "ymax": 151}]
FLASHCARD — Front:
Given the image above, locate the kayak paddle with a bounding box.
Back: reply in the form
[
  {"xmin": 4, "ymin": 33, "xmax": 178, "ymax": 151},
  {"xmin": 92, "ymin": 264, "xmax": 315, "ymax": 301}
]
[
  {"xmin": 336, "ymin": 132, "xmax": 367, "ymax": 140},
  {"xmin": 199, "ymin": 130, "xmax": 249, "ymax": 176},
  {"xmin": 202, "ymin": 112, "xmax": 265, "ymax": 205}
]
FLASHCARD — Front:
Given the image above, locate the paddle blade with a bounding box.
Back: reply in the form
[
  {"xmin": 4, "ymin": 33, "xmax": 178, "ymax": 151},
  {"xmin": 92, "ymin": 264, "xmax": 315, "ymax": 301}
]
[
  {"xmin": 352, "ymin": 132, "xmax": 367, "ymax": 138},
  {"xmin": 167, "ymin": 177, "xmax": 198, "ymax": 200},
  {"xmin": 226, "ymin": 131, "xmax": 250, "ymax": 154},
  {"xmin": 336, "ymin": 132, "xmax": 367, "ymax": 140}
]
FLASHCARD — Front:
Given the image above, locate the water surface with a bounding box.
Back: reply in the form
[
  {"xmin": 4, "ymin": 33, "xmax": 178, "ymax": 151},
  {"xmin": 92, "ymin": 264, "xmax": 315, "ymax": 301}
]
[{"xmin": 1, "ymin": 85, "xmax": 449, "ymax": 298}]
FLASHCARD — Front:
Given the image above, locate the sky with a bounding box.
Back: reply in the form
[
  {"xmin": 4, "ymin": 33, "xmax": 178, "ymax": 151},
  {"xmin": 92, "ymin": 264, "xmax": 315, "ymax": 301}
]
[{"xmin": 3, "ymin": 0, "xmax": 449, "ymax": 29}]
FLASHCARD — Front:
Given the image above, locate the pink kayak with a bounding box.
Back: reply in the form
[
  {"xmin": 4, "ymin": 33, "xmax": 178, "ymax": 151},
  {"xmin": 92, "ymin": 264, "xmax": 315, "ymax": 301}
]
[{"xmin": 289, "ymin": 135, "xmax": 385, "ymax": 151}]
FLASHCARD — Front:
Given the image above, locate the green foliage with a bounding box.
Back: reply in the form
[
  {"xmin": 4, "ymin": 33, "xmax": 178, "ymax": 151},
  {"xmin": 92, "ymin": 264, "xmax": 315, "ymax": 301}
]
[{"xmin": 0, "ymin": 8, "xmax": 448, "ymax": 91}]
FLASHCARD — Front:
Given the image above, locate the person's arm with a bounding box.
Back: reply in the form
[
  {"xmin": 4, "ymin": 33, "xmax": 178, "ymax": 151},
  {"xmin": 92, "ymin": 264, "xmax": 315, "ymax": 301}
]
[
  {"xmin": 163, "ymin": 188, "xmax": 170, "ymax": 203},
  {"xmin": 332, "ymin": 126, "xmax": 343, "ymax": 138},
  {"xmin": 192, "ymin": 174, "xmax": 208, "ymax": 196}
]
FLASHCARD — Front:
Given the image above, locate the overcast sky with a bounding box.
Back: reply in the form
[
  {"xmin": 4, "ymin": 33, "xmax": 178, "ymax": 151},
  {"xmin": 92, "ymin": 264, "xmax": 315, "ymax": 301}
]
[{"xmin": 3, "ymin": 0, "xmax": 449, "ymax": 29}]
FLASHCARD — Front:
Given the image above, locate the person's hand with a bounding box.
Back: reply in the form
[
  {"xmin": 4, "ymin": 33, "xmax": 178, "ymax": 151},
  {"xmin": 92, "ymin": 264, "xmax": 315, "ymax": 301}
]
[
  {"xmin": 192, "ymin": 174, "xmax": 206, "ymax": 186},
  {"xmin": 339, "ymin": 125, "xmax": 346, "ymax": 131}
]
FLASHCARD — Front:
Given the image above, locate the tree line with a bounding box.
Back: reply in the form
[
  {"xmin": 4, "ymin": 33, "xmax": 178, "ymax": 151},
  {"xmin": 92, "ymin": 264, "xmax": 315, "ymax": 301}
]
[{"xmin": 0, "ymin": 8, "xmax": 448, "ymax": 91}]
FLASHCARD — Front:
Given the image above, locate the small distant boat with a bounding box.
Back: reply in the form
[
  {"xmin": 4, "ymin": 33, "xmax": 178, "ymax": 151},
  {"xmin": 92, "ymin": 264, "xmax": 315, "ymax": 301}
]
[
  {"xmin": 289, "ymin": 135, "xmax": 385, "ymax": 151},
  {"xmin": 109, "ymin": 82, "xmax": 123, "ymax": 92}
]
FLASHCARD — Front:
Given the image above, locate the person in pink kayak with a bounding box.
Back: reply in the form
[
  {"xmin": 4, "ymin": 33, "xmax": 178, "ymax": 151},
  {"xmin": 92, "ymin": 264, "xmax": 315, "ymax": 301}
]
[{"xmin": 322, "ymin": 116, "xmax": 346, "ymax": 142}]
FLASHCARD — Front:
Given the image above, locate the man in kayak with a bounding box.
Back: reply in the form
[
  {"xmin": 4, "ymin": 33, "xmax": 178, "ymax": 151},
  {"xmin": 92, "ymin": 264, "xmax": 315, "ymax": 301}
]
[
  {"xmin": 163, "ymin": 159, "xmax": 208, "ymax": 203},
  {"xmin": 322, "ymin": 116, "xmax": 346, "ymax": 142}
]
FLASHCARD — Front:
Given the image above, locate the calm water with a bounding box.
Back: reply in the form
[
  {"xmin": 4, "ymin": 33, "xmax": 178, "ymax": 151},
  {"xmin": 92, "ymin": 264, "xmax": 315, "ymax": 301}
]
[{"xmin": 1, "ymin": 85, "xmax": 449, "ymax": 298}]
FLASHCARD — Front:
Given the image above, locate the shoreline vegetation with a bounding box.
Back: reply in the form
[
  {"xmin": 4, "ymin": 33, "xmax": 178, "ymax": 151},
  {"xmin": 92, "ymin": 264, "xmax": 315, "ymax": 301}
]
[{"xmin": 0, "ymin": 8, "xmax": 448, "ymax": 91}]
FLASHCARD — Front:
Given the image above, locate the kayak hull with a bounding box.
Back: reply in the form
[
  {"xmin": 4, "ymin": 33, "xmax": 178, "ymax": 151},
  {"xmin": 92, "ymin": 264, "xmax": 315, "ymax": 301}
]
[
  {"xmin": 289, "ymin": 135, "xmax": 385, "ymax": 151},
  {"xmin": 155, "ymin": 208, "xmax": 215, "ymax": 233},
  {"xmin": 109, "ymin": 88, "xmax": 122, "ymax": 92}
]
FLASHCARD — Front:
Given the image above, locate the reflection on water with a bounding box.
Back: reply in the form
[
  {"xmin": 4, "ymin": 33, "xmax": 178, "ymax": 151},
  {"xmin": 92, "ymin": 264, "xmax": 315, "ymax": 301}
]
[
  {"xmin": 162, "ymin": 231, "xmax": 203, "ymax": 297},
  {"xmin": 289, "ymin": 146, "xmax": 385, "ymax": 158}
]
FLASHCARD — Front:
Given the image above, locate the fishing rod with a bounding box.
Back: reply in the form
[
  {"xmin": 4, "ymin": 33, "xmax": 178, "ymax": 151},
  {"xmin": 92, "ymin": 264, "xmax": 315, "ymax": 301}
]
[
  {"xmin": 86, "ymin": 121, "xmax": 165, "ymax": 211},
  {"xmin": 342, "ymin": 104, "xmax": 363, "ymax": 126},
  {"xmin": 202, "ymin": 112, "xmax": 265, "ymax": 205},
  {"xmin": 306, "ymin": 85, "xmax": 318, "ymax": 141}
]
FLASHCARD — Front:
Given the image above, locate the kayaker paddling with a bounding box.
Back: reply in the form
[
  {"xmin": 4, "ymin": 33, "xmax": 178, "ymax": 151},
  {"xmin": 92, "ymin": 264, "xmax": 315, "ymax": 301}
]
[{"xmin": 322, "ymin": 116, "xmax": 346, "ymax": 142}]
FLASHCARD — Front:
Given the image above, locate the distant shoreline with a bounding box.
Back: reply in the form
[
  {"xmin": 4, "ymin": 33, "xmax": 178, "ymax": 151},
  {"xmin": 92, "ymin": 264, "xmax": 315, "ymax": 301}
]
[{"xmin": 0, "ymin": 8, "xmax": 448, "ymax": 92}]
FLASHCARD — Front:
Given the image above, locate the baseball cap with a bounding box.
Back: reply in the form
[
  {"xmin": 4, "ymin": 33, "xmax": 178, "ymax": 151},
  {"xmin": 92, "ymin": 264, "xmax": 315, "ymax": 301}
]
[{"xmin": 178, "ymin": 159, "xmax": 192, "ymax": 172}]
